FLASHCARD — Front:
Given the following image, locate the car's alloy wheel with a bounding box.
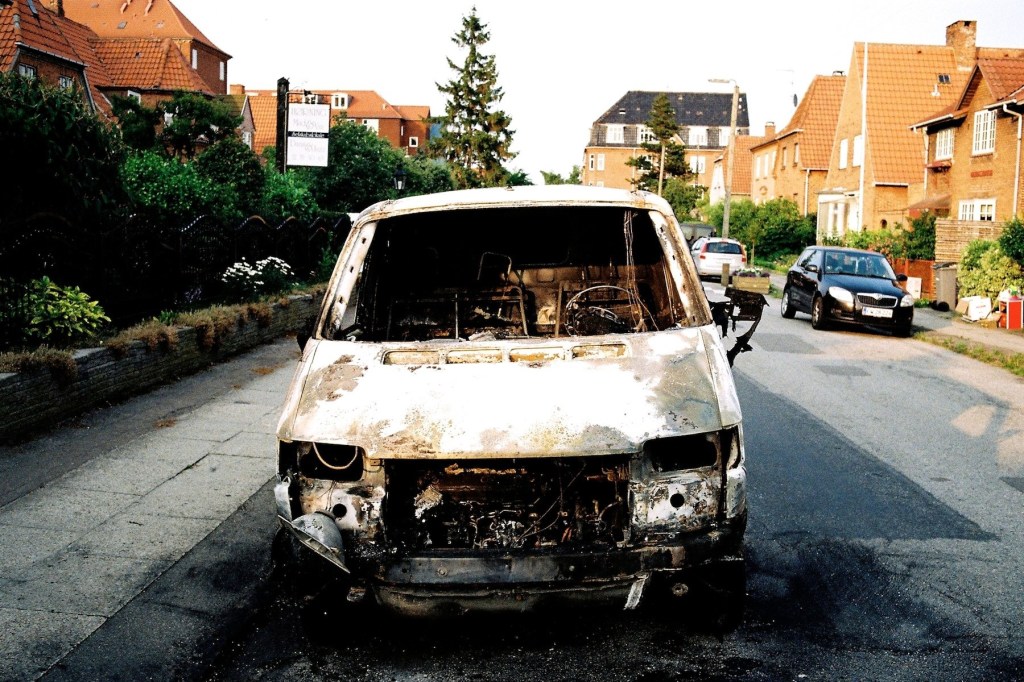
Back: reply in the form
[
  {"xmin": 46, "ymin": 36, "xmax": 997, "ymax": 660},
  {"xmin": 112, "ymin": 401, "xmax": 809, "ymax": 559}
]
[
  {"xmin": 810, "ymin": 295, "xmax": 828, "ymax": 330},
  {"xmin": 781, "ymin": 287, "xmax": 796, "ymax": 318}
]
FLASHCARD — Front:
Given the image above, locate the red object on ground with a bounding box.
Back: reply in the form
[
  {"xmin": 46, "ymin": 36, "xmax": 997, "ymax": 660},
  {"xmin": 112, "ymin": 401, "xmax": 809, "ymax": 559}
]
[{"xmin": 1006, "ymin": 299, "xmax": 1023, "ymax": 330}]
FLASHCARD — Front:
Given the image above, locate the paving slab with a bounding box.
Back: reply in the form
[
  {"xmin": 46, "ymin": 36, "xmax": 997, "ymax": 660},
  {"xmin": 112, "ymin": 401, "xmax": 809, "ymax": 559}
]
[
  {"xmin": 0, "ymin": 523, "xmax": 76, "ymax": 573},
  {"xmin": 0, "ymin": 608, "xmax": 104, "ymax": 682},
  {"xmin": 135, "ymin": 453, "xmax": 275, "ymax": 520},
  {"xmin": 212, "ymin": 430, "xmax": 277, "ymax": 459},
  {"xmin": 49, "ymin": 450, "xmax": 189, "ymax": 497},
  {"xmin": 69, "ymin": 512, "xmax": 223, "ymax": 562},
  {"xmin": 0, "ymin": 551, "xmax": 169, "ymax": 617},
  {"xmin": 0, "ymin": 487, "xmax": 139, "ymax": 533}
]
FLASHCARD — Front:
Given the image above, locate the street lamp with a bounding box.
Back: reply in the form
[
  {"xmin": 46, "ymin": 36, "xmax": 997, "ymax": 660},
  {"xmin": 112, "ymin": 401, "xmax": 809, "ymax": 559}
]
[
  {"xmin": 393, "ymin": 165, "xmax": 407, "ymax": 192},
  {"xmin": 709, "ymin": 78, "xmax": 739, "ymax": 240}
]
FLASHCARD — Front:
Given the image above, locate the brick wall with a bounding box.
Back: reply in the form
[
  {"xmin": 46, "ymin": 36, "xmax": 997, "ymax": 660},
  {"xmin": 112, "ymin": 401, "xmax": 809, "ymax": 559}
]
[
  {"xmin": 0, "ymin": 295, "xmax": 318, "ymax": 443},
  {"xmin": 935, "ymin": 219, "xmax": 1005, "ymax": 262}
]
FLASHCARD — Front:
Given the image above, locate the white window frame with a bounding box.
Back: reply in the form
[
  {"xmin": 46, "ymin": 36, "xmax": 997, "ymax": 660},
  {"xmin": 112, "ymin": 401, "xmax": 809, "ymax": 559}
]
[
  {"xmin": 794, "ymin": 143, "xmax": 800, "ymax": 166},
  {"xmin": 409, "ymin": 136, "xmax": 419, "ymax": 148},
  {"xmin": 718, "ymin": 126, "xmax": 730, "ymax": 147},
  {"xmin": 852, "ymin": 134, "xmax": 864, "ymax": 167},
  {"xmin": 331, "ymin": 93, "xmax": 348, "ymax": 109},
  {"xmin": 191, "ymin": 48, "xmax": 198, "ymax": 69},
  {"xmin": 935, "ymin": 128, "xmax": 954, "ymax": 160},
  {"xmin": 219, "ymin": 61, "xmax": 225, "ymax": 81},
  {"xmin": 58, "ymin": 75, "xmax": 74, "ymax": 90},
  {"xmin": 588, "ymin": 154, "xmax": 595, "ymax": 170},
  {"xmin": 688, "ymin": 126, "xmax": 708, "ymax": 147},
  {"xmin": 690, "ymin": 155, "xmax": 706, "ymax": 174},
  {"xmin": 973, "ymin": 110, "xmax": 996, "ymax": 154},
  {"xmin": 596, "ymin": 153, "xmax": 605, "ymax": 171},
  {"xmin": 781, "ymin": 147, "xmax": 788, "ymax": 168},
  {"xmin": 303, "ymin": 92, "xmax": 319, "ymax": 104},
  {"xmin": 17, "ymin": 63, "xmax": 37, "ymax": 79},
  {"xmin": 606, "ymin": 124, "xmax": 624, "ymax": 144},
  {"xmin": 638, "ymin": 126, "xmax": 657, "ymax": 144},
  {"xmin": 838, "ymin": 138, "xmax": 849, "ymax": 170},
  {"xmin": 362, "ymin": 118, "xmax": 379, "ymax": 133},
  {"xmin": 241, "ymin": 131, "xmax": 253, "ymax": 148},
  {"xmin": 127, "ymin": 89, "xmax": 142, "ymax": 103},
  {"xmin": 959, "ymin": 198, "xmax": 996, "ymax": 221}
]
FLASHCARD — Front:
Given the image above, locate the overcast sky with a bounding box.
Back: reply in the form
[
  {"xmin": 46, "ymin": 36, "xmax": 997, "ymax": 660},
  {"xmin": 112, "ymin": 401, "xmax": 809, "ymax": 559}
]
[{"xmin": 174, "ymin": 0, "xmax": 1024, "ymax": 183}]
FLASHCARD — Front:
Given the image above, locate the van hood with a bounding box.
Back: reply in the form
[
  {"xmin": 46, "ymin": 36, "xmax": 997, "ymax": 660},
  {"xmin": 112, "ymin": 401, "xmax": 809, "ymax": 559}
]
[{"xmin": 277, "ymin": 327, "xmax": 741, "ymax": 459}]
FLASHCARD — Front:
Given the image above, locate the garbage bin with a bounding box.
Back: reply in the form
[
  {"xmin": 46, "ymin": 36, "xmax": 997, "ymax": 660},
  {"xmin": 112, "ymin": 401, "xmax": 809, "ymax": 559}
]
[{"xmin": 932, "ymin": 262, "xmax": 957, "ymax": 309}]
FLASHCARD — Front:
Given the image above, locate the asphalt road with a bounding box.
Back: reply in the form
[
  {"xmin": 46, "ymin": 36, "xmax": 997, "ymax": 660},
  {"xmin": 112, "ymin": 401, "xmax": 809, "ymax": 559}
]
[{"xmin": 34, "ymin": 304, "xmax": 1024, "ymax": 681}]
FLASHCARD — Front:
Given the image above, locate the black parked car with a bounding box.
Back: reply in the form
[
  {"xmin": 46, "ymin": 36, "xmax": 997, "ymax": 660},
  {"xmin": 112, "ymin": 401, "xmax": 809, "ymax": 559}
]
[{"xmin": 781, "ymin": 246, "xmax": 914, "ymax": 336}]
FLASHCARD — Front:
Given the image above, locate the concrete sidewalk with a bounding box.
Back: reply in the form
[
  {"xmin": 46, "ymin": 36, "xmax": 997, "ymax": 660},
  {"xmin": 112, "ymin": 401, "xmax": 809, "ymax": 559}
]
[{"xmin": 0, "ymin": 338, "xmax": 299, "ymax": 681}]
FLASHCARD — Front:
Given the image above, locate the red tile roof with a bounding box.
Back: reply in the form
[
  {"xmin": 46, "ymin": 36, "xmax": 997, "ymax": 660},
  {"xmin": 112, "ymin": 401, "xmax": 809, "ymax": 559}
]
[
  {"xmin": 62, "ymin": 0, "xmax": 226, "ymax": 56},
  {"xmin": 770, "ymin": 75, "xmax": 845, "ymax": 170},
  {"xmin": 854, "ymin": 43, "xmax": 969, "ymax": 185},
  {"xmin": 0, "ymin": 0, "xmax": 112, "ymax": 115},
  {"xmin": 975, "ymin": 57, "xmax": 1024, "ymax": 102},
  {"xmin": 93, "ymin": 36, "xmax": 209, "ymax": 92}
]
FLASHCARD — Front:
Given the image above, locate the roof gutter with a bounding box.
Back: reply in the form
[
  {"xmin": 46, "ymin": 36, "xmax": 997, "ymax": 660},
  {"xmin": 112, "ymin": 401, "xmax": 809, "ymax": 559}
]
[{"xmin": 1002, "ymin": 102, "xmax": 1023, "ymax": 218}]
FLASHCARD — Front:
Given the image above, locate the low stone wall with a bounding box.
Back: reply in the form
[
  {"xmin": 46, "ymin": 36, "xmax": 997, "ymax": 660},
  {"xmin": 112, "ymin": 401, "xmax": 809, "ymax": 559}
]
[{"xmin": 0, "ymin": 295, "xmax": 318, "ymax": 443}]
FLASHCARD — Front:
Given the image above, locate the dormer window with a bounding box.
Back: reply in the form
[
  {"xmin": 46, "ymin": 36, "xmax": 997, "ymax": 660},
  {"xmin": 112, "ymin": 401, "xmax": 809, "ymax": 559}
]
[
  {"xmin": 331, "ymin": 93, "xmax": 348, "ymax": 109},
  {"xmin": 606, "ymin": 124, "xmax": 624, "ymax": 144},
  {"xmin": 937, "ymin": 74, "xmax": 951, "ymax": 84},
  {"xmin": 191, "ymin": 48, "xmax": 198, "ymax": 69},
  {"xmin": 127, "ymin": 89, "xmax": 142, "ymax": 103},
  {"xmin": 303, "ymin": 92, "xmax": 319, "ymax": 104}
]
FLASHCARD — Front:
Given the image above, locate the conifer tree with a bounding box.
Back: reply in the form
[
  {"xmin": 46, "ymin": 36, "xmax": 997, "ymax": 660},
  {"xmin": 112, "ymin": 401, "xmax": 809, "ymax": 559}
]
[
  {"xmin": 627, "ymin": 93, "xmax": 683, "ymax": 195},
  {"xmin": 429, "ymin": 7, "xmax": 516, "ymax": 188}
]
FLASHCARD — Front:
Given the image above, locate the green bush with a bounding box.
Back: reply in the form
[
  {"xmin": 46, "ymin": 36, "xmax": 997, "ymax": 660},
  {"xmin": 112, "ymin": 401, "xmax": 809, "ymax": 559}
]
[
  {"xmin": 27, "ymin": 277, "xmax": 110, "ymax": 346},
  {"xmin": 957, "ymin": 241, "xmax": 1024, "ymax": 300},
  {"xmin": 906, "ymin": 213, "xmax": 936, "ymax": 260},
  {"xmin": 998, "ymin": 217, "xmax": 1024, "ymax": 265},
  {"xmin": 121, "ymin": 150, "xmax": 239, "ymax": 225}
]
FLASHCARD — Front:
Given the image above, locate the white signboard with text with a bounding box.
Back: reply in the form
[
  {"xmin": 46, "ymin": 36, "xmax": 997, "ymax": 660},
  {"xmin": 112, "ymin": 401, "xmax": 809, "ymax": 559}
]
[{"xmin": 286, "ymin": 103, "xmax": 330, "ymax": 167}]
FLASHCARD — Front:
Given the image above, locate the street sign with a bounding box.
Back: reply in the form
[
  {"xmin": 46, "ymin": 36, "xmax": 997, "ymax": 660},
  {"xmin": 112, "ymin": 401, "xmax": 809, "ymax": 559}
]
[{"xmin": 286, "ymin": 103, "xmax": 330, "ymax": 167}]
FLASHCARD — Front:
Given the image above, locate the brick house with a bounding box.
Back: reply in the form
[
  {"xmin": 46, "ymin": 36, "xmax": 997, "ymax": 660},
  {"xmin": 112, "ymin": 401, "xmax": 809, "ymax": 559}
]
[
  {"xmin": 909, "ymin": 58, "xmax": 1024, "ymax": 261},
  {"xmin": 748, "ymin": 74, "xmax": 845, "ymax": 215},
  {"xmin": 581, "ymin": 91, "xmax": 750, "ymax": 191},
  {"xmin": 0, "ymin": 0, "xmax": 112, "ymax": 115},
  {"xmin": 709, "ymin": 126, "xmax": 771, "ymax": 204},
  {"xmin": 60, "ymin": 0, "xmax": 229, "ymax": 100},
  {"xmin": 244, "ymin": 88, "xmax": 430, "ymax": 158},
  {"xmin": 221, "ymin": 84, "xmax": 256, "ymax": 150},
  {"xmin": 817, "ymin": 20, "xmax": 1024, "ymax": 239}
]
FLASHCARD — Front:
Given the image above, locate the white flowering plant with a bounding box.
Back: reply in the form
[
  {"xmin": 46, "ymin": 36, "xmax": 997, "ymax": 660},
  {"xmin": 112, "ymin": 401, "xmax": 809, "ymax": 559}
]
[{"xmin": 221, "ymin": 256, "xmax": 295, "ymax": 301}]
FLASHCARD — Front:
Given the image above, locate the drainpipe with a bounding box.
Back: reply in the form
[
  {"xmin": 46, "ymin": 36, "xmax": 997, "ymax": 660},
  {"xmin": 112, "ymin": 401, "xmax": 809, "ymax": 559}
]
[
  {"xmin": 804, "ymin": 169, "xmax": 811, "ymax": 215},
  {"xmin": 858, "ymin": 42, "xmax": 868, "ymax": 232},
  {"xmin": 1003, "ymin": 103, "xmax": 1023, "ymax": 217}
]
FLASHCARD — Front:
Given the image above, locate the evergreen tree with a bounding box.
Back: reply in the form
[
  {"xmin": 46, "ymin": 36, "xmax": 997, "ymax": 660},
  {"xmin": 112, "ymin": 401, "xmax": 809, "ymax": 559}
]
[
  {"xmin": 627, "ymin": 93, "xmax": 694, "ymax": 195},
  {"xmin": 429, "ymin": 7, "xmax": 516, "ymax": 188}
]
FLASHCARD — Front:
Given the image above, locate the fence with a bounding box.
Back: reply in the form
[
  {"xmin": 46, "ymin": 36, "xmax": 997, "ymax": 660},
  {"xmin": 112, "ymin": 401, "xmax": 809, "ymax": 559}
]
[
  {"xmin": 0, "ymin": 213, "xmax": 350, "ymax": 351},
  {"xmin": 891, "ymin": 258, "xmax": 935, "ymax": 300}
]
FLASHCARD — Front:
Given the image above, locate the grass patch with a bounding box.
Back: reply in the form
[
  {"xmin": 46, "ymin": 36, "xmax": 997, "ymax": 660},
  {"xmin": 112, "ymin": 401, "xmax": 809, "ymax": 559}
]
[
  {"xmin": 105, "ymin": 319, "xmax": 179, "ymax": 358},
  {"xmin": 919, "ymin": 333, "xmax": 1024, "ymax": 378}
]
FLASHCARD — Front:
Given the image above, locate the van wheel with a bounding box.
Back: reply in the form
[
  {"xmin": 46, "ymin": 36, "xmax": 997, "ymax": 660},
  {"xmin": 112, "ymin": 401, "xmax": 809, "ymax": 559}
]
[
  {"xmin": 810, "ymin": 295, "xmax": 828, "ymax": 330},
  {"xmin": 781, "ymin": 287, "xmax": 796, "ymax": 318}
]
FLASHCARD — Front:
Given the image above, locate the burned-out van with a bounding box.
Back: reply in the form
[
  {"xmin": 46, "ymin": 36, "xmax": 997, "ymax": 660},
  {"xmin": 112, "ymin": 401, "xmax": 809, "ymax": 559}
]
[{"xmin": 275, "ymin": 186, "xmax": 753, "ymax": 618}]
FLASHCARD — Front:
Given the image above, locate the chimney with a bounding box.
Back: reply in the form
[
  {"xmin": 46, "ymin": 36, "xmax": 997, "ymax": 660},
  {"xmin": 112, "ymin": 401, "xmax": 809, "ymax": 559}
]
[
  {"xmin": 946, "ymin": 20, "xmax": 977, "ymax": 69},
  {"xmin": 230, "ymin": 84, "xmax": 245, "ymax": 95},
  {"xmin": 764, "ymin": 122, "xmax": 776, "ymax": 138}
]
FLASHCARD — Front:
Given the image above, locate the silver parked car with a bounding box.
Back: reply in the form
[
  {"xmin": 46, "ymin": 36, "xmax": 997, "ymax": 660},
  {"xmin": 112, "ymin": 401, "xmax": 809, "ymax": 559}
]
[
  {"xmin": 274, "ymin": 186, "xmax": 752, "ymax": 620},
  {"xmin": 690, "ymin": 237, "xmax": 748, "ymax": 279}
]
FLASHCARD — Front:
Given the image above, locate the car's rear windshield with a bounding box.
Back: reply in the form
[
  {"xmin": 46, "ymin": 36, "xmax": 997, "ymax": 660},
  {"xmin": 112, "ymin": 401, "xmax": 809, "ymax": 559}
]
[{"xmin": 707, "ymin": 242, "xmax": 742, "ymax": 255}]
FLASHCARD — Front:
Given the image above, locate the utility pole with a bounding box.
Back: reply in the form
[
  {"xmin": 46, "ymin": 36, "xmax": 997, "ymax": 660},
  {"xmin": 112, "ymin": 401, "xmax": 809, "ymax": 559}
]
[
  {"xmin": 709, "ymin": 79, "xmax": 739, "ymax": 239},
  {"xmin": 275, "ymin": 77, "xmax": 288, "ymax": 174}
]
